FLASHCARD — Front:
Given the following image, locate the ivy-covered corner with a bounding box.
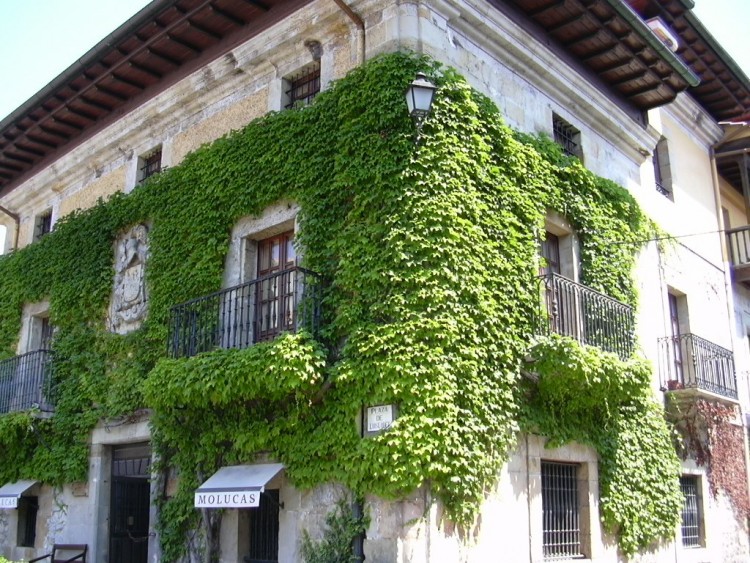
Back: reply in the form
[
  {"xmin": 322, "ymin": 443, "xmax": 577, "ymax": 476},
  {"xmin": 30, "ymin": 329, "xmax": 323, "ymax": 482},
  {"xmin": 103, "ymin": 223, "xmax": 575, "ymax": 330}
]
[{"xmin": 0, "ymin": 50, "xmax": 687, "ymax": 560}]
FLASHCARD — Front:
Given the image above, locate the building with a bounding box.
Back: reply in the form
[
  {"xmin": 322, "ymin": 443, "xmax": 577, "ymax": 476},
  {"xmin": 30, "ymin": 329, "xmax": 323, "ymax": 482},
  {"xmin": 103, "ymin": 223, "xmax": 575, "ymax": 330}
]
[{"xmin": 0, "ymin": 0, "xmax": 749, "ymax": 562}]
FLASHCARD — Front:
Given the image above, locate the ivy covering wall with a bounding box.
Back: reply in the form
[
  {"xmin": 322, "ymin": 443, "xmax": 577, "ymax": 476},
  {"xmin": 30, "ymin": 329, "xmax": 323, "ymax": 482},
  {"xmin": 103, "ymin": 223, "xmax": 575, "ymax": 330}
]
[{"xmin": 0, "ymin": 52, "xmax": 685, "ymax": 559}]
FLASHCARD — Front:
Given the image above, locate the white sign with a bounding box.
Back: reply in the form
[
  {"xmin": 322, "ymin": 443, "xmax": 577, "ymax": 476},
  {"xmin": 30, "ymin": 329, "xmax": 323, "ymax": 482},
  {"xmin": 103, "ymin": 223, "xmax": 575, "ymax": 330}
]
[
  {"xmin": 0, "ymin": 497, "xmax": 18, "ymax": 509},
  {"xmin": 367, "ymin": 404, "xmax": 395, "ymax": 433},
  {"xmin": 194, "ymin": 490, "xmax": 260, "ymax": 508}
]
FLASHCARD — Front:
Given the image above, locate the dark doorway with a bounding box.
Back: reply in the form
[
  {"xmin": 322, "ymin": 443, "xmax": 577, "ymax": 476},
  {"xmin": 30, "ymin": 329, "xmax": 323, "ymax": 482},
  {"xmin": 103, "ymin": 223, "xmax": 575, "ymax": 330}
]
[
  {"xmin": 245, "ymin": 490, "xmax": 280, "ymax": 563},
  {"xmin": 109, "ymin": 443, "xmax": 151, "ymax": 563}
]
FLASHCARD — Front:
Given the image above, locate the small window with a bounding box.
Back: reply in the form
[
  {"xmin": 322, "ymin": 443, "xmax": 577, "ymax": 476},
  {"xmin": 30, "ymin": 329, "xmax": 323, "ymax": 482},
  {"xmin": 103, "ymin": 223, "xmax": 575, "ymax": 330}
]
[
  {"xmin": 247, "ymin": 489, "xmax": 280, "ymax": 563},
  {"xmin": 284, "ymin": 62, "xmax": 321, "ymax": 110},
  {"xmin": 654, "ymin": 137, "xmax": 673, "ymax": 198},
  {"xmin": 16, "ymin": 495, "xmax": 38, "ymax": 548},
  {"xmin": 33, "ymin": 209, "xmax": 53, "ymax": 242},
  {"xmin": 539, "ymin": 231, "xmax": 561, "ymax": 276},
  {"xmin": 256, "ymin": 232, "xmax": 297, "ymax": 342},
  {"xmin": 542, "ymin": 461, "xmax": 583, "ymax": 559},
  {"xmin": 552, "ymin": 114, "xmax": 582, "ymax": 160},
  {"xmin": 138, "ymin": 147, "xmax": 162, "ymax": 184},
  {"xmin": 680, "ymin": 475, "xmax": 702, "ymax": 548}
]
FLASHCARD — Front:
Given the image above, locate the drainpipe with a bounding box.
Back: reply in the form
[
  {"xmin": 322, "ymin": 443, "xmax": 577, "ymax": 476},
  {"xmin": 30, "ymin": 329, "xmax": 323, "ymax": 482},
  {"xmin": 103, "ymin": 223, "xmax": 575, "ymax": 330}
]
[
  {"xmin": 0, "ymin": 204, "xmax": 20, "ymax": 251},
  {"xmin": 333, "ymin": 0, "xmax": 366, "ymax": 65}
]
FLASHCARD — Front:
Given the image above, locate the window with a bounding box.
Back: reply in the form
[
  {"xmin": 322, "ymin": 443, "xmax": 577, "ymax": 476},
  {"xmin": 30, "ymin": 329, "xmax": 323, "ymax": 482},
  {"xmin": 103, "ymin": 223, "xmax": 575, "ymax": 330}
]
[
  {"xmin": 667, "ymin": 293, "xmax": 683, "ymax": 385},
  {"xmin": 33, "ymin": 209, "xmax": 53, "ymax": 242},
  {"xmin": 552, "ymin": 114, "xmax": 582, "ymax": 160},
  {"xmin": 542, "ymin": 461, "xmax": 583, "ymax": 559},
  {"xmin": 29, "ymin": 315, "xmax": 54, "ymax": 351},
  {"xmin": 653, "ymin": 137, "xmax": 673, "ymax": 198},
  {"xmin": 137, "ymin": 147, "xmax": 162, "ymax": 184},
  {"xmin": 247, "ymin": 490, "xmax": 280, "ymax": 563},
  {"xmin": 680, "ymin": 476, "xmax": 702, "ymax": 548},
  {"xmin": 539, "ymin": 231, "xmax": 561, "ymax": 276},
  {"xmin": 16, "ymin": 495, "xmax": 38, "ymax": 548},
  {"xmin": 256, "ymin": 232, "xmax": 297, "ymax": 342},
  {"xmin": 284, "ymin": 62, "xmax": 320, "ymax": 109}
]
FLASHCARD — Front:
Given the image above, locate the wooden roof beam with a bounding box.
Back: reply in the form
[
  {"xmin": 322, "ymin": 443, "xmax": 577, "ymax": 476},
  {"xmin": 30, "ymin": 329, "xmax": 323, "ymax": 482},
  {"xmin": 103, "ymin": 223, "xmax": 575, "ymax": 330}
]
[{"xmin": 210, "ymin": 4, "xmax": 246, "ymax": 26}]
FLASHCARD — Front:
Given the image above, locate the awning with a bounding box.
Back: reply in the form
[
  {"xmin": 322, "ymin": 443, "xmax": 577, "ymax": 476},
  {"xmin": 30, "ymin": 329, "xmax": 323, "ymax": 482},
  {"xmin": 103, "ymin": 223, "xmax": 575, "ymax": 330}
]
[
  {"xmin": 0, "ymin": 480, "xmax": 37, "ymax": 509},
  {"xmin": 194, "ymin": 463, "xmax": 283, "ymax": 508}
]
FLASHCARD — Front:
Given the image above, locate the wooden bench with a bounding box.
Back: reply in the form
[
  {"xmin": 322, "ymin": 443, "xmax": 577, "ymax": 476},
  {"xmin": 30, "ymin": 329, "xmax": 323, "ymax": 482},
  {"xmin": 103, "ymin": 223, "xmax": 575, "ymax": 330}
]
[{"xmin": 29, "ymin": 543, "xmax": 87, "ymax": 563}]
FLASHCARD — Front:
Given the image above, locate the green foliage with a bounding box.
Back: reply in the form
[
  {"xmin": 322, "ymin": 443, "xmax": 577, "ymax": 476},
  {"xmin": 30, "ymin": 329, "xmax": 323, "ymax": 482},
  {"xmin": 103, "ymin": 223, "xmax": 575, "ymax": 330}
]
[
  {"xmin": 301, "ymin": 497, "xmax": 369, "ymax": 563},
  {"xmin": 0, "ymin": 51, "xmax": 677, "ymax": 559},
  {"xmin": 524, "ymin": 336, "xmax": 683, "ymax": 554}
]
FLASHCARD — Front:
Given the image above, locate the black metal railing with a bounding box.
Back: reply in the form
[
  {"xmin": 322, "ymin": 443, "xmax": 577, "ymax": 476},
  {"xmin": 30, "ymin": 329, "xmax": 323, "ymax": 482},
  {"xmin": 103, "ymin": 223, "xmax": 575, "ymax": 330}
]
[
  {"xmin": 0, "ymin": 350, "xmax": 55, "ymax": 414},
  {"xmin": 726, "ymin": 226, "xmax": 750, "ymax": 267},
  {"xmin": 169, "ymin": 267, "xmax": 322, "ymax": 358},
  {"xmin": 537, "ymin": 273, "xmax": 634, "ymax": 359},
  {"xmin": 657, "ymin": 333, "xmax": 737, "ymax": 399}
]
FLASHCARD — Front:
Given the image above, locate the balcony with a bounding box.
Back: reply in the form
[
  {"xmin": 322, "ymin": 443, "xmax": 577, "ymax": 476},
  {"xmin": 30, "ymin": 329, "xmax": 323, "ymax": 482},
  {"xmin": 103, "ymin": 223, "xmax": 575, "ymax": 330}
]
[
  {"xmin": 537, "ymin": 273, "xmax": 635, "ymax": 359},
  {"xmin": 169, "ymin": 267, "xmax": 322, "ymax": 359},
  {"xmin": 657, "ymin": 334, "xmax": 737, "ymax": 400},
  {"xmin": 726, "ymin": 226, "xmax": 750, "ymax": 287},
  {"xmin": 0, "ymin": 350, "xmax": 55, "ymax": 414}
]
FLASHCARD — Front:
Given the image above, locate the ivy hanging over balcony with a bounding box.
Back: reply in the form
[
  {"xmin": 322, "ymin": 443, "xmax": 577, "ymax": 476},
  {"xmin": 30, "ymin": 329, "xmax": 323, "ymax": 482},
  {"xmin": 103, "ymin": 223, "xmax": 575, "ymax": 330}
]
[{"xmin": 0, "ymin": 51, "xmax": 687, "ymax": 559}]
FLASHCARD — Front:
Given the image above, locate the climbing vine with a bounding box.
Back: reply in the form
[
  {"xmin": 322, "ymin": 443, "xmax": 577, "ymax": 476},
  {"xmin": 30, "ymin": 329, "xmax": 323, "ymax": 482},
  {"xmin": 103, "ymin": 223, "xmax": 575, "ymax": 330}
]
[
  {"xmin": 523, "ymin": 336, "xmax": 683, "ymax": 555},
  {"xmin": 300, "ymin": 497, "xmax": 369, "ymax": 563},
  {"xmin": 0, "ymin": 51, "xmax": 696, "ymax": 559},
  {"xmin": 668, "ymin": 397, "xmax": 750, "ymax": 520}
]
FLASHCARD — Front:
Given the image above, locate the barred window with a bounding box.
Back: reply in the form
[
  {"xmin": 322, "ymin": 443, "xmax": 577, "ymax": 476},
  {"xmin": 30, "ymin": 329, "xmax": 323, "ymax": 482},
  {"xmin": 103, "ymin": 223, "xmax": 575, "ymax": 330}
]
[
  {"xmin": 542, "ymin": 461, "xmax": 582, "ymax": 559},
  {"xmin": 680, "ymin": 475, "xmax": 702, "ymax": 548},
  {"xmin": 284, "ymin": 62, "xmax": 320, "ymax": 110},
  {"xmin": 552, "ymin": 114, "xmax": 582, "ymax": 160},
  {"xmin": 138, "ymin": 147, "xmax": 162, "ymax": 183},
  {"xmin": 33, "ymin": 209, "xmax": 53, "ymax": 242}
]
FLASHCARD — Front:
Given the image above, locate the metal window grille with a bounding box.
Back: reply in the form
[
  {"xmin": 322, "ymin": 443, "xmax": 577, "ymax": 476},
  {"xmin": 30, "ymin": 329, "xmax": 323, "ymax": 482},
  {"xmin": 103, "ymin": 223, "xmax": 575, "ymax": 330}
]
[
  {"xmin": 680, "ymin": 476, "xmax": 701, "ymax": 548},
  {"xmin": 139, "ymin": 149, "xmax": 162, "ymax": 182},
  {"xmin": 542, "ymin": 461, "xmax": 582, "ymax": 559},
  {"xmin": 0, "ymin": 350, "xmax": 55, "ymax": 414},
  {"xmin": 34, "ymin": 210, "xmax": 52, "ymax": 241},
  {"xmin": 16, "ymin": 495, "xmax": 38, "ymax": 548},
  {"xmin": 284, "ymin": 63, "xmax": 320, "ymax": 109},
  {"xmin": 552, "ymin": 116, "xmax": 581, "ymax": 159},
  {"xmin": 246, "ymin": 489, "xmax": 279, "ymax": 563}
]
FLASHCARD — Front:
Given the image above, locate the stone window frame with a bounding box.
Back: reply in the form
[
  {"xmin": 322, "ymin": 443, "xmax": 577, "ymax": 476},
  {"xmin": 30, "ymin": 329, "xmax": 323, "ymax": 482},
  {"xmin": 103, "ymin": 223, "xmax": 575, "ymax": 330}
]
[
  {"xmin": 527, "ymin": 436, "xmax": 601, "ymax": 563},
  {"xmin": 552, "ymin": 113, "xmax": 583, "ymax": 161},
  {"xmin": 679, "ymin": 474, "xmax": 705, "ymax": 548},
  {"xmin": 223, "ymin": 201, "xmax": 299, "ymax": 290},
  {"xmin": 32, "ymin": 208, "xmax": 53, "ymax": 243},
  {"xmin": 282, "ymin": 61, "xmax": 321, "ymax": 110},
  {"xmin": 18, "ymin": 301, "xmax": 52, "ymax": 355},
  {"xmin": 137, "ymin": 146, "xmax": 163, "ymax": 185},
  {"xmin": 542, "ymin": 211, "xmax": 581, "ymax": 283}
]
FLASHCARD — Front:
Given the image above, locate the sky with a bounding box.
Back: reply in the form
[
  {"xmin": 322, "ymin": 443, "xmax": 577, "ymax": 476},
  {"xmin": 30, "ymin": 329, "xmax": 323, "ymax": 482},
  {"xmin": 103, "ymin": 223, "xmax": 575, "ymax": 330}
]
[{"xmin": 0, "ymin": 0, "xmax": 748, "ymax": 122}]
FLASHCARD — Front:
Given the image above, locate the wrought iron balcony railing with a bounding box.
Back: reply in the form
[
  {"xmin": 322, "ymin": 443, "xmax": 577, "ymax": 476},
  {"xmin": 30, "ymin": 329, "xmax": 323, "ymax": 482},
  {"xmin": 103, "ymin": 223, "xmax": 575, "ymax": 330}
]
[
  {"xmin": 0, "ymin": 350, "xmax": 55, "ymax": 414},
  {"xmin": 537, "ymin": 273, "xmax": 635, "ymax": 359},
  {"xmin": 657, "ymin": 333, "xmax": 737, "ymax": 399},
  {"xmin": 169, "ymin": 266, "xmax": 322, "ymax": 359}
]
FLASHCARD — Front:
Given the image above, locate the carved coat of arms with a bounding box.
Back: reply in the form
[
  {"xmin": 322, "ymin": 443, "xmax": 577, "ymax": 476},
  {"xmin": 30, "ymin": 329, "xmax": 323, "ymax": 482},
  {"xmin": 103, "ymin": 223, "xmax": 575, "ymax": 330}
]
[{"xmin": 110, "ymin": 224, "xmax": 149, "ymax": 333}]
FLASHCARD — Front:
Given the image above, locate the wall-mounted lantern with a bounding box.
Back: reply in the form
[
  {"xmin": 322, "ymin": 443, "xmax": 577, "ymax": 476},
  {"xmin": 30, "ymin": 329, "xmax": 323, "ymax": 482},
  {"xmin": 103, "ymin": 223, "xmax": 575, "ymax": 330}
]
[{"xmin": 405, "ymin": 72, "xmax": 437, "ymax": 136}]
